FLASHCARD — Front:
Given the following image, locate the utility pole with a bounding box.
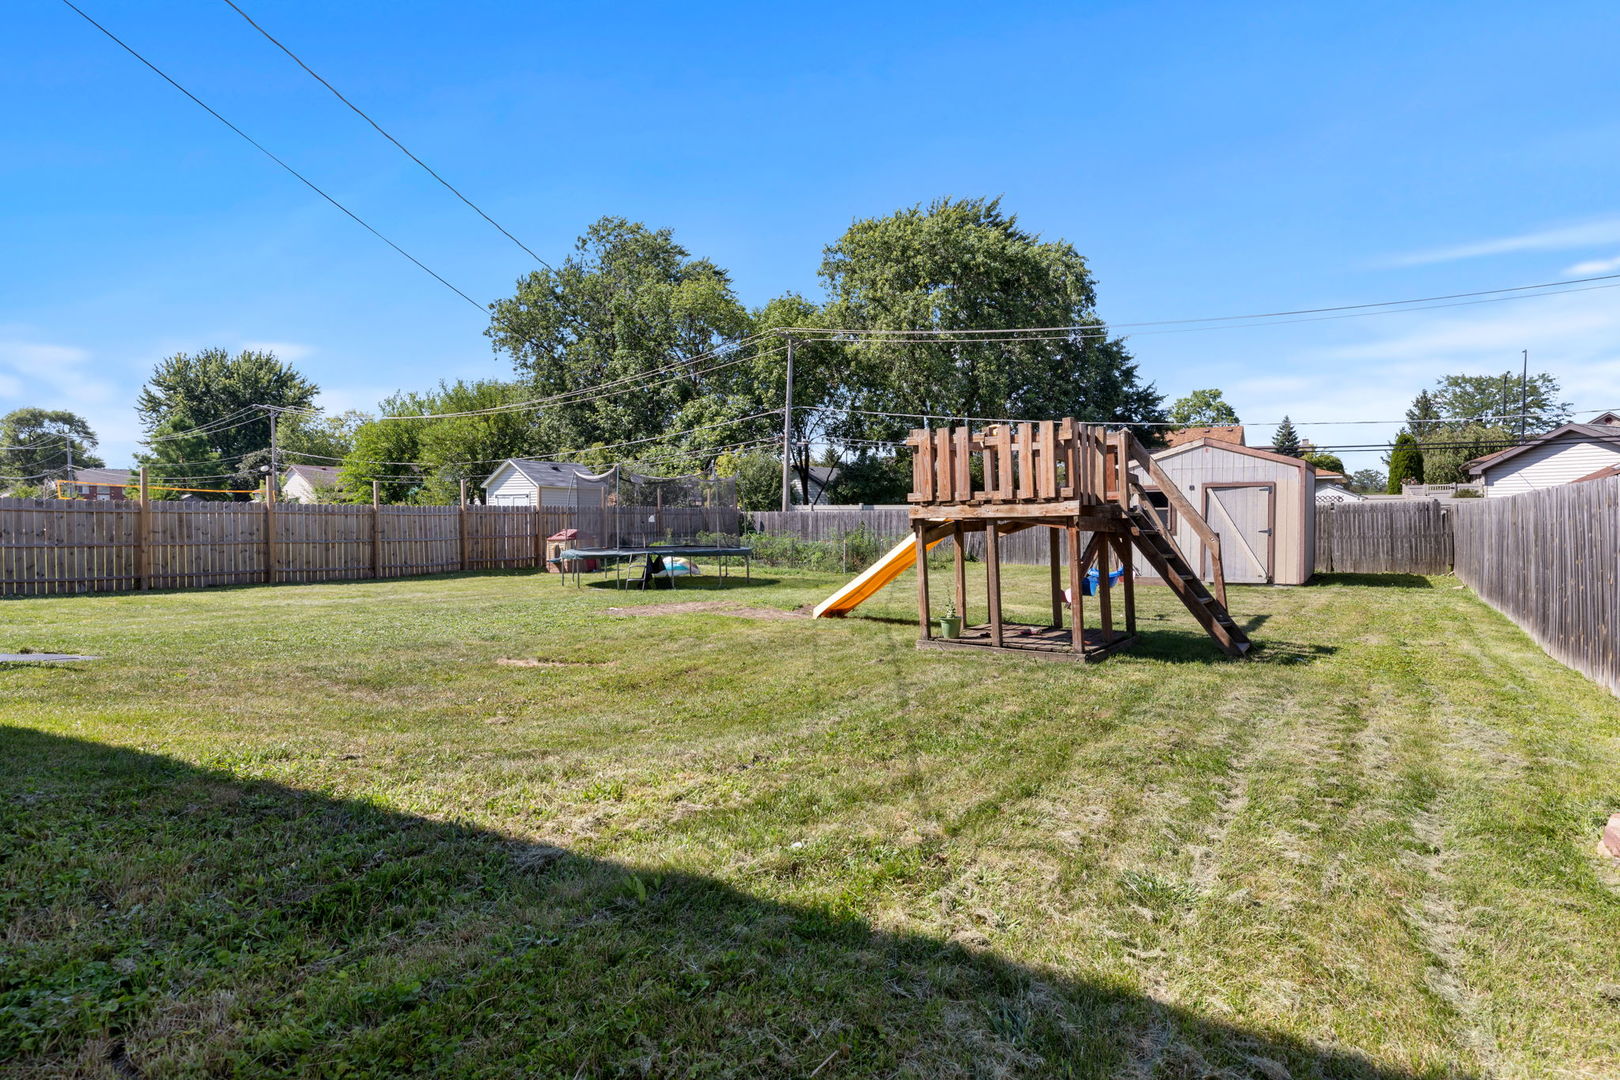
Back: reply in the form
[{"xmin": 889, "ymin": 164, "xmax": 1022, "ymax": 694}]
[
  {"xmin": 64, "ymin": 434, "xmax": 73, "ymax": 497},
  {"xmin": 1519, "ymin": 349, "xmax": 1529, "ymax": 441},
  {"xmin": 780, "ymin": 334, "xmax": 795, "ymax": 512},
  {"xmin": 267, "ymin": 406, "xmax": 279, "ymax": 497}
]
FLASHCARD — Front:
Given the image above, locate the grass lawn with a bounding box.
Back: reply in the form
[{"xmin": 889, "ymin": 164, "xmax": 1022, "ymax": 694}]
[{"xmin": 4, "ymin": 562, "xmax": 1620, "ymax": 1078}]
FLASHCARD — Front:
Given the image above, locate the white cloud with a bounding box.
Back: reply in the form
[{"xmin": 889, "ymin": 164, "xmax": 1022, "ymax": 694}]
[
  {"xmin": 1566, "ymin": 254, "xmax": 1620, "ymax": 275},
  {"xmin": 1387, "ymin": 217, "xmax": 1620, "ymax": 267},
  {"xmin": 241, "ymin": 341, "xmax": 315, "ymax": 363}
]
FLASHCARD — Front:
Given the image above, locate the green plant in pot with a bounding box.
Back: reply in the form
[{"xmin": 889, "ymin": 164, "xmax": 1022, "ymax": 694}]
[{"xmin": 938, "ymin": 601, "xmax": 962, "ymax": 639}]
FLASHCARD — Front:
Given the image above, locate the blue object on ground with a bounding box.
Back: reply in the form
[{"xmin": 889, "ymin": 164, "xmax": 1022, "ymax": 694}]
[{"xmin": 1079, "ymin": 566, "xmax": 1127, "ymax": 596}]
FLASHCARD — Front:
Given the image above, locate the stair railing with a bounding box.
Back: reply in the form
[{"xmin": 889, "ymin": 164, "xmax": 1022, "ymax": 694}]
[{"xmin": 1122, "ymin": 433, "xmax": 1229, "ymax": 610}]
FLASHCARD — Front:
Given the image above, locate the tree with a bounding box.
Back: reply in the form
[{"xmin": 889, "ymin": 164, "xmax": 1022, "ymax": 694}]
[
  {"xmin": 340, "ymin": 381, "xmax": 536, "ymax": 504},
  {"xmin": 1349, "ymin": 468, "xmax": 1384, "ymax": 494},
  {"xmin": 1270, "ymin": 416, "xmax": 1302, "ymax": 457},
  {"xmin": 1430, "ymin": 370, "xmax": 1569, "ymax": 434},
  {"xmin": 1168, "ymin": 388, "xmax": 1240, "ymax": 428},
  {"xmin": 820, "ymin": 451, "xmax": 911, "ymax": 506},
  {"xmin": 135, "ymin": 348, "xmax": 317, "ymax": 499},
  {"xmin": 1404, "ymin": 389, "xmax": 1442, "ymax": 439},
  {"xmin": 0, "ymin": 408, "xmax": 104, "ymax": 491},
  {"xmin": 486, "ymin": 217, "xmax": 752, "ymax": 457},
  {"xmin": 818, "ymin": 197, "xmax": 1166, "ymax": 450},
  {"xmin": 713, "ymin": 450, "xmax": 781, "ymax": 513},
  {"xmin": 1420, "ymin": 422, "xmax": 1513, "ymax": 486},
  {"xmin": 1302, "ymin": 451, "xmax": 1345, "ymax": 475},
  {"xmin": 1387, "ymin": 431, "xmax": 1423, "ymax": 492}
]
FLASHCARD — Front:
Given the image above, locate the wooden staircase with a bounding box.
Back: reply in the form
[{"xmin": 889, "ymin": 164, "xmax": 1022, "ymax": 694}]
[{"xmin": 1126, "ymin": 504, "xmax": 1250, "ymax": 657}]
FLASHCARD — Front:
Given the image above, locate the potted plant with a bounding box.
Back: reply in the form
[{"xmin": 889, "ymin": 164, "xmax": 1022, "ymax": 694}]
[{"xmin": 937, "ymin": 601, "xmax": 962, "ymax": 639}]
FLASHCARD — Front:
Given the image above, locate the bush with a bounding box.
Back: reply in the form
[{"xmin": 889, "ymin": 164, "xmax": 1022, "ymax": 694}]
[{"xmin": 730, "ymin": 523, "xmax": 960, "ymax": 574}]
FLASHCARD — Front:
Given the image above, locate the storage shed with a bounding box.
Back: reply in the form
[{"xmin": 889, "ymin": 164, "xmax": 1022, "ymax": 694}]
[
  {"xmin": 482, "ymin": 459, "xmax": 604, "ymax": 508},
  {"xmin": 1133, "ymin": 438, "xmax": 1315, "ymax": 585}
]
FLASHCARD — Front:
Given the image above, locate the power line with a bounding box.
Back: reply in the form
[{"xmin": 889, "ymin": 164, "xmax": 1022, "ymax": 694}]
[
  {"xmin": 216, "ymin": 0, "xmax": 554, "ymax": 272},
  {"xmin": 779, "ymin": 270, "xmax": 1620, "ymax": 339},
  {"xmin": 60, "ymin": 0, "xmax": 485, "ymax": 313}
]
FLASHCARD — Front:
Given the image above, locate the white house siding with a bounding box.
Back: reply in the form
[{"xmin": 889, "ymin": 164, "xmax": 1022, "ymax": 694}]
[
  {"xmin": 1481, "ymin": 438, "xmax": 1620, "ymax": 497},
  {"xmin": 484, "ymin": 464, "xmax": 604, "ymax": 508}
]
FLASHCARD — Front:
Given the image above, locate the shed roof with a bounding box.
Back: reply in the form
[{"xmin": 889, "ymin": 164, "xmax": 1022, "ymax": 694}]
[
  {"xmin": 482, "ymin": 458, "xmax": 602, "ymax": 490},
  {"xmin": 1153, "ymin": 437, "xmax": 1312, "ymax": 473},
  {"xmin": 1571, "ymin": 462, "xmax": 1620, "ymax": 484}
]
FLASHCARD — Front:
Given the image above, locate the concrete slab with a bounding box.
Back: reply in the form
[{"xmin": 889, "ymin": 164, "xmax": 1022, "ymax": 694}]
[{"xmin": 0, "ymin": 653, "xmax": 98, "ymax": 663}]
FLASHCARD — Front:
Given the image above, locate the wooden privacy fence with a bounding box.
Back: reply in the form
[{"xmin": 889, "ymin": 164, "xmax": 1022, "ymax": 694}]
[
  {"xmin": 1315, "ymin": 500, "xmax": 1454, "ymax": 574},
  {"xmin": 1452, "ymin": 480, "xmax": 1619, "ymax": 696},
  {"xmin": 0, "ymin": 498, "xmax": 739, "ymax": 597}
]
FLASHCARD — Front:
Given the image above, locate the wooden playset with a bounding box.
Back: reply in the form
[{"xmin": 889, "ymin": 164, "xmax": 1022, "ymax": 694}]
[{"xmin": 885, "ymin": 420, "xmax": 1250, "ymax": 660}]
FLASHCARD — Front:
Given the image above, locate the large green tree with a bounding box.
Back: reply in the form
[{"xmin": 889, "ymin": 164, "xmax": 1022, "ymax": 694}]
[
  {"xmin": 486, "ymin": 218, "xmax": 753, "ymax": 458},
  {"xmin": 1168, "ymin": 388, "xmax": 1240, "ymax": 428},
  {"xmin": 0, "ymin": 408, "xmax": 104, "ymax": 491},
  {"xmin": 817, "ymin": 197, "xmax": 1166, "ymax": 447},
  {"xmin": 1421, "ymin": 422, "xmax": 1514, "ymax": 486},
  {"xmin": 341, "ymin": 381, "xmax": 536, "ymax": 504},
  {"xmin": 1270, "ymin": 416, "xmax": 1302, "ymax": 457},
  {"xmin": 1387, "ymin": 431, "xmax": 1423, "ymax": 492},
  {"xmin": 135, "ymin": 348, "xmax": 316, "ymax": 499},
  {"xmin": 1429, "ymin": 370, "xmax": 1569, "ymax": 434}
]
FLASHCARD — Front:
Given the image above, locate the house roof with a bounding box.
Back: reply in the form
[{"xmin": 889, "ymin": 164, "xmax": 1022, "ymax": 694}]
[
  {"xmin": 1464, "ymin": 423, "xmax": 1620, "ymax": 476},
  {"xmin": 1164, "ymin": 425, "xmax": 1245, "ymax": 448},
  {"xmin": 282, "ymin": 464, "xmax": 340, "ymax": 484},
  {"xmin": 1153, "ymin": 437, "xmax": 1312, "ymax": 473},
  {"xmin": 69, "ymin": 467, "xmax": 132, "ymax": 486},
  {"xmin": 481, "ymin": 458, "xmax": 602, "ymax": 490}
]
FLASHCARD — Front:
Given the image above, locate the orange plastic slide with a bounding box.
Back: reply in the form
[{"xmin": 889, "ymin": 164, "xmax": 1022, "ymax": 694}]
[{"xmin": 812, "ymin": 523, "xmax": 953, "ymax": 618}]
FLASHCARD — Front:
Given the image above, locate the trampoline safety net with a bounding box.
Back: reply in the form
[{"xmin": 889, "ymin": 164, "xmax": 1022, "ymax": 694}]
[{"xmin": 569, "ymin": 467, "xmax": 739, "ymax": 550}]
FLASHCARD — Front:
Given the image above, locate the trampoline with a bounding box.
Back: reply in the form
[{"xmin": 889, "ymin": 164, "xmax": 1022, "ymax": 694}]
[{"xmin": 551, "ymin": 545, "xmax": 754, "ymax": 590}]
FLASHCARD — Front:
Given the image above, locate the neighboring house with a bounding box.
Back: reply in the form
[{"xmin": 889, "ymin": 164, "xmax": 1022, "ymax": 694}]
[
  {"xmin": 1133, "ymin": 438, "xmax": 1316, "ymax": 585},
  {"xmin": 1572, "ymin": 463, "xmax": 1620, "ymax": 484},
  {"xmin": 1463, "ymin": 415, "xmax": 1620, "ymax": 496},
  {"xmin": 1314, "ymin": 470, "xmax": 1364, "ymax": 503},
  {"xmin": 57, "ymin": 467, "xmax": 132, "ymax": 500},
  {"xmin": 1164, "ymin": 425, "xmax": 1246, "ymax": 449},
  {"xmin": 281, "ymin": 464, "xmax": 341, "ymax": 503},
  {"xmin": 482, "ymin": 459, "xmax": 605, "ymax": 507},
  {"xmin": 794, "ymin": 465, "xmax": 839, "ymax": 505}
]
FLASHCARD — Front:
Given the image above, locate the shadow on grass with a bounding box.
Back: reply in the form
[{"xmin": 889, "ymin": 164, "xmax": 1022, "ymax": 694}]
[
  {"xmin": 578, "ymin": 574, "xmax": 784, "ymax": 593},
  {"xmin": 1, "ymin": 727, "xmax": 1460, "ymax": 1079},
  {"xmin": 1314, "ymin": 573, "xmax": 1437, "ymax": 589}
]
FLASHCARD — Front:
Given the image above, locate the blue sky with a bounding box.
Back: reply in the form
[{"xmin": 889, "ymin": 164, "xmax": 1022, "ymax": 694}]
[{"xmin": 4, "ymin": 0, "xmax": 1619, "ymax": 472}]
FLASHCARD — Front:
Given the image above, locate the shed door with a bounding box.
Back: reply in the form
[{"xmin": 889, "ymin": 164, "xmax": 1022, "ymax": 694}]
[{"xmin": 1203, "ymin": 484, "xmax": 1275, "ymax": 584}]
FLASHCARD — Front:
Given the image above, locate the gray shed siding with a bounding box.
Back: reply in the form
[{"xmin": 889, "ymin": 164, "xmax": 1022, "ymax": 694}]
[{"xmin": 1134, "ymin": 442, "xmax": 1314, "ymax": 585}]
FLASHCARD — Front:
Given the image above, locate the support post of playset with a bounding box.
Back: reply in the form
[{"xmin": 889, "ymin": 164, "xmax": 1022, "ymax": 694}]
[
  {"xmin": 1048, "ymin": 528, "xmax": 1064, "ymax": 629},
  {"xmin": 914, "ymin": 523, "xmax": 931, "ymax": 641},
  {"xmin": 1068, "ymin": 523, "xmax": 1085, "ymax": 655},
  {"xmin": 952, "ymin": 521, "xmax": 967, "ymax": 625},
  {"xmin": 985, "ymin": 519, "xmax": 1003, "ymax": 648}
]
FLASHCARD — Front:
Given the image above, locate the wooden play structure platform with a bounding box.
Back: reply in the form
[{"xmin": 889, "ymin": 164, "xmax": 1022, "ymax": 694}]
[{"xmin": 816, "ymin": 420, "xmax": 1250, "ymax": 662}]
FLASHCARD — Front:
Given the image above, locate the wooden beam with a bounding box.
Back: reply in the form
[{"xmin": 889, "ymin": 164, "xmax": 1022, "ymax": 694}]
[
  {"xmin": 1069, "ymin": 523, "xmax": 1084, "ymax": 654},
  {"xmin": 911, "ymin": 500, "xmax": 1125, "ymax": 525},
  {"xmin": 985, "ymin": 518, "xmax": 1003, "ymax": 648},
  {"xmin": 1113, "ymin": 533, "xmax": 1137, "ymax": 636},
  {"xmin": 952, "ymin": 521, "xmax": 967, "ymax": 624},
  {"xmin": 1095, "ymin": 526, "xmax": 1113, "ymax": 640},
  {"xmin": 915, "ymin": 523, "xmax": 932, "ymax": 641},
  {"xmin": 1049, "ymin": 527, "xmax": 1063, "ymax": 628}
]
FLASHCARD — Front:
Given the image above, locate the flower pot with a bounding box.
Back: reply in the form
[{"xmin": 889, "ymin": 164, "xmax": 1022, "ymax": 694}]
[{"xmin": 937, "ymin": 615, "xmax": 962, "ymax": 639}]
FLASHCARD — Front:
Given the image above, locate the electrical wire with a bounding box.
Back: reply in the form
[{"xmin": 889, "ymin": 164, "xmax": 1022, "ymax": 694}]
[
  {"xmin": 60, "ymin": 0, "xmax": 485, "ymax": 313},
  {"xmin": 217, "ymin": 0, "xmax": 554, "ymax": 272}
]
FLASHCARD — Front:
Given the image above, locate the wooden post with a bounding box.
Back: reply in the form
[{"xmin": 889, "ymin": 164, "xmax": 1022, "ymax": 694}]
[
  {"xmin": 1049, "ymin": 527, "xmax": 1064, "ymax": 628},
  {"xmin": 1116, "ymin": 431, "xmax": 1131, "ymax": 509},
  {"xmin": 136, "ymin": 467, "xmax": 150, "ymax": 591},
  {"xmin": 952, "ymin": 521, "xmax": 967, "ymax": 624},
  {"xmin": 370, "ymin": 480, "xmax": 382, "ymax": 580},
  {"xmin": 533, "ymin": 502, "xmax": 545, "ymax": 573},
  {"xmin": 915, "ymin": 523, "xmax": 931, "ymax": 641},
  {"xmin": 1114, "ymin": 534, "xmax": 1137, "ymax": 637},
  {"xmin": 1068, "ymin": 523, "xmax": 1085, "ymax": 654},
  {"xmin": 458, "ymin": 479, "xmax": 470, "ymax": 572},
  {"xmin": 1095, "ymin": 527, "xmax": 1113, "ymax": 640},
  {"xmin": 985, "ymin": 519, "xmax": 1003, "ymax": 648},
  {"xmin": 264, "ymin": 473, "xmax": 277, "ymax": 585}
]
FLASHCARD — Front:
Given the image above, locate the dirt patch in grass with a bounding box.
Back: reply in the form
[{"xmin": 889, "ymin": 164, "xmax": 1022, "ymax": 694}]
[
  {"xmin": 494, "ymin": 657, "xmax": 613, "ymax": 668},
  {"xmin": 606, "ymin": 600, "xmax": 807, "ymax": 621}
]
